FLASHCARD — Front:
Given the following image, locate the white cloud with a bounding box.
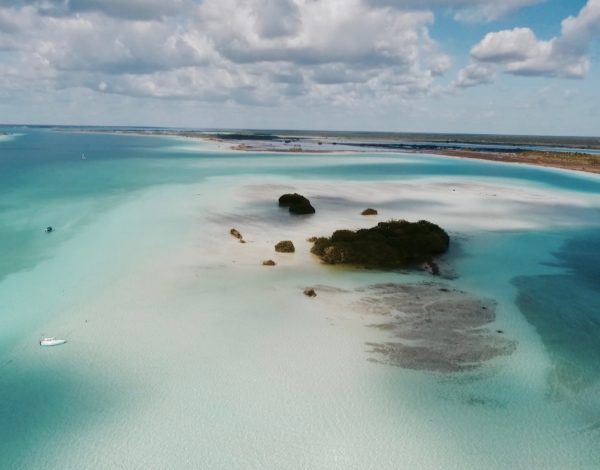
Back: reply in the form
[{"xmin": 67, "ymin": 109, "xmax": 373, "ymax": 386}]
[
  {"xmin": 452, "ymin": 0, "xmax": 542, "ymax": 22},
  {"xmin": 458, "ymin": 0, "xmax": 600, "ymax": 85},
  {"xmin": 199, "ymin": 0, "xmax": 437, "ymax": 67},
  {"xmin": 1, "ymin": 0, "xmax": 191, "ymax": 20},
  {"xmin": 365, "ymin": 0, "xmax": 542, "ymax": 22},
  {"xmin": 454, "ymin": 63, "xmax": 496, "ymax": 87},
  {"xmin": 470, "ymin": 28, "xmax": 548, "ymax": 63},
  {"xmin": 0, "ymin": 0, "xmax": 453, "ymax": 106}
]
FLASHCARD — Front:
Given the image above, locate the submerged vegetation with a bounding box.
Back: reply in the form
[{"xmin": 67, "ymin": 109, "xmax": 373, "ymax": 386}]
[{"xmin": 311, "ymin": 220, "xmax": 449, "ymax": 268}]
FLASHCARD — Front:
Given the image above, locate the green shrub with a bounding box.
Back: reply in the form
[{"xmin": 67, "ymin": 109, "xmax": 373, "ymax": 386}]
[{"xmin": 310, "ymin": 220, "xmax": 449, "ymax": 268}]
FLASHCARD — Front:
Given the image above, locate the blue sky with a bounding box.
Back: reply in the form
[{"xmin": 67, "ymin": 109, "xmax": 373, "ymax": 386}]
[{"xmin": 0, "ymin": 0, "xmax": 598, "ymax": 135}]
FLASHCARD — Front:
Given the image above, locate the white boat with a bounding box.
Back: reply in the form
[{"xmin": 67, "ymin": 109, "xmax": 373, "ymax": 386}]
[{"xmin": 40, "ymin": 337, "xmax": 67, "ymax": 347}]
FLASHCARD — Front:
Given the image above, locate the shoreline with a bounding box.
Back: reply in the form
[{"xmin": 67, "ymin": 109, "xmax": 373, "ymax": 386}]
[
  {"xmin": 51, "ymin": 128, "xmax": 600, "ymax": 175},
  {"xmin": 434, "ymin": 148, "xmax": 600, "ymax": 176},
  {"xmin": 225, "ymin": 142, "xmax": 600, "ymax": 175}
]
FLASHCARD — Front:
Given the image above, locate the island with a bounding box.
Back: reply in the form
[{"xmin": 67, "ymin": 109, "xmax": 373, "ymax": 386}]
[{"xmin": 311, "ymin": 220, "xmax": 449, "ymax": 268}]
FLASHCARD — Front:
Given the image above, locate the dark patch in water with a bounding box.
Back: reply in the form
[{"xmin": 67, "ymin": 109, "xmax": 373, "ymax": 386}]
[
  {"xmin": 0, "ymin": 358, "xmax": 127, "ymax": 467},
  {"xmin": 462, "ymin": 395, "xmax": 506, "ymax": 408},
  {"xmin": 358, "ymin": 283, "xmax": 516, "ymax": 372},
  {"xmin": 513, "ymin": 232, "xmax": 600, "ymax": 393}
]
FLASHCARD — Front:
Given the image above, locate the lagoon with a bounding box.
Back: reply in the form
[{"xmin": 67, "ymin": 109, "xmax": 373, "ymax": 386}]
[{"xmin": 1, "ymin": 128, "xmax": 600, "ymax": 468}]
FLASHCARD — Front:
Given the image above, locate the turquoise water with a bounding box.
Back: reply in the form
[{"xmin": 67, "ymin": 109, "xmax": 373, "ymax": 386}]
[{"xmin": 1, "ymin": 128, "xmax": 600, "ymax": 468}]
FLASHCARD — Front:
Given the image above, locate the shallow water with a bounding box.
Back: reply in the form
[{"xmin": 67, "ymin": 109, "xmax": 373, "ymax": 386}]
[{"xmin": 1, "ymin": 128, "xmax": 600, "ymax": 468}]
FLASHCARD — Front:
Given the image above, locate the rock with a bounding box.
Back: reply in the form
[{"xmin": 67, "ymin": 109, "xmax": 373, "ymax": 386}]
[
  {"xmin": 240, "ymin": 239, "xmax": 247, "ymax": 244},
  {"xmin": 45, "ymin": 226, "xmax": 54, "ymax": 233},
  {"xmin": 361, "ymin": 208, "xmax": 378, "ymax": 216},
  {"xmin": 306, "ymin": 236, "xmax": 318, "ymax": 242},
  {"xmin": 310, "ymin": 219, "xmax": 449, "ymax": 269},
  {"xmin": 262, "ymin": 260, "xmax": 277, "ymax": 266},
  {"xmin": 289, "ymin": 201, "xmax": 315, "ymax": 214},
  {"xmin": 278, "ymin": 193, "xmax": 315, "ymax": 215},
  {"xmin": 275, "ymin": 240, "xmax": 295, "ymax": 253},
  {"xmin": 278, "ymin": 193, "xmax": 305, "ymax": 207},
  {"xmin": 304, "ymin": 288, "xmax": 317, "ymax": 297},
  {"xmin": 424, "ymin": 260, "xmax": 440, "ymax": 276},
  {"xmin": 230, "ymin": 228, "xmax": 243, "ymax": 240}
]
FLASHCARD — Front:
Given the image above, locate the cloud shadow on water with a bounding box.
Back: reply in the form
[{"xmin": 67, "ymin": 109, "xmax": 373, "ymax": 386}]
[{"xmin": 0, "ymin": 356, "xmax": 129, "ymax": 467}]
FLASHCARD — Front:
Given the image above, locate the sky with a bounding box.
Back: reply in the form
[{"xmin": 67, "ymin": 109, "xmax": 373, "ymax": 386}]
[{"xmin": 0, "ymin": 0, "xmax": 599, "ymax": 135}]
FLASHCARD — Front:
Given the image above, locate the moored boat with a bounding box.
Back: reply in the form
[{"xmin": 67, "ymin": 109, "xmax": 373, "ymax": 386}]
[{"xmin": 40, "ymin": 337, "xmax": 67, "ymax": 347}]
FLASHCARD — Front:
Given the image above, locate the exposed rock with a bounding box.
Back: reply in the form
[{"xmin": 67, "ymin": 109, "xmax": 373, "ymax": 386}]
[
  {"xmin": 304, "ymin": 288, "xmax": 317, "ymax": 297},
  {"xmin": 275, "ymin": 240, "xmax": 295, "ymax": 253},
  {"xmin": 361, "ymin": 208, "xmax": 378, "ymax": 216},
  {"xmin": 423, "ymin": 260, "xmax": 440, "ymax": 276},
  {"xmin": 262, "ymin": 260, "xmax": 277, "ymax": 266},
  {"xmin": 278, "ymin": 193, "xmax": 305, "ymax": 206},
  {"xmin": 290, "ymin": 202, "xmax": 315, "ymax": 215},
  {"xmin": 230, "ymin": 228, "xmax": 243, "ymax": 240},
  {"xmin": 278, "ymin": 193, "xmax": 315, "ymax": 215},
  {"xmin": 45, "ymin": 226, "xmax": 54, "ymax": 233},
  {"xmin": 311, "ymin": 220, "xmax": 449, "ymax": 268}
]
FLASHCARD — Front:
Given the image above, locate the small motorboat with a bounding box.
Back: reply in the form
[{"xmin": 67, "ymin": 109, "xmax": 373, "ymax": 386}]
[{"xmin": 40, "ymin": 337, "xmax": 67, "ymax": 347}]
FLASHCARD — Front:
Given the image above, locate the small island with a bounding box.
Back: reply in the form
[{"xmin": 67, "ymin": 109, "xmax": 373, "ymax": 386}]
[
  {"xmin": 361, "ymin": 208, "xmax": 378, "ymax": 216},
  {"xmin": 275, "ymin": 240, "xmax": 295, "ymax": 253},
  {"xmin": 311, "ymin": 220, "xmax": 449, "ymax": 268}
]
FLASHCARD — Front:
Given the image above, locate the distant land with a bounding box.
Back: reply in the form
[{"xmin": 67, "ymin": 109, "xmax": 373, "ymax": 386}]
[{"xmin": 2, "ymin": 125, "xmax": 600, "ymax": 174}]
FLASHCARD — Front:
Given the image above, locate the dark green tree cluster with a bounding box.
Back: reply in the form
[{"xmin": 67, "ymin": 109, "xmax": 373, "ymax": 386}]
[{"xmin": 311, "ymin": 220, "xmax": 449, "ymax": 268}]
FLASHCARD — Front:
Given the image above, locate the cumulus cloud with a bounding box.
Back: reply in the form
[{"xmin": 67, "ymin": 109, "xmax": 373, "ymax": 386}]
[
  {"xmin": 200, "ymin": 0, "xmax": 437, "ymax": 67},
  {"xmin": 0, "ymin": 7, "xmax": 211, "ymax": 73},
  {"xmin": 451, "ymin": 0, "xmax": 542, "ymax": 22},
  {"xmin": 470, "ymin": 27, "xmax": 546, "ymax": 63},
  {"xmin": 4, "ymin": 0, "xmax": 593, "ymax": 113},
  {"xmin": 365, "ymin": 0, "xmax": 542, "ymax": 22},
  {"xmin": 454, "ymin": 63, "xmax": 496, "ymax": 87},
  {"xmin": 457, "ymin": 0, "xmax": 600, "ymax": 86},
  {"xmin": 0, "ymin": 0, "xmax": 453, "ymax": 107},
  {"xmin": 0, "ymin": 0, "xmax": 190, "ymax": 20}
]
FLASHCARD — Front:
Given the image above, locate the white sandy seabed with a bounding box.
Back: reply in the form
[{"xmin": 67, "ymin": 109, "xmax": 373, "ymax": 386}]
[{"xmin": 2, "ymin": 170, "xmax": 600, "ymax": 469}]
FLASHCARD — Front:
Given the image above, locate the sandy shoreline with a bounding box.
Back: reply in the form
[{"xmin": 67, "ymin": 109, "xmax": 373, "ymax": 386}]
[
  {"xmin": 227, "ymin": 143, "xmax": 600, "ymax": 175},
  {"xmin": 437, "ymin": 148, "xmax": 600, "ymax": 175},
  {"xmin": 57, "ymin": 128, "xmax": 600, "ymax": 175},
  {"xmin": 196, "ymin": 135, "xmax": 600, "ymax": 176}
]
